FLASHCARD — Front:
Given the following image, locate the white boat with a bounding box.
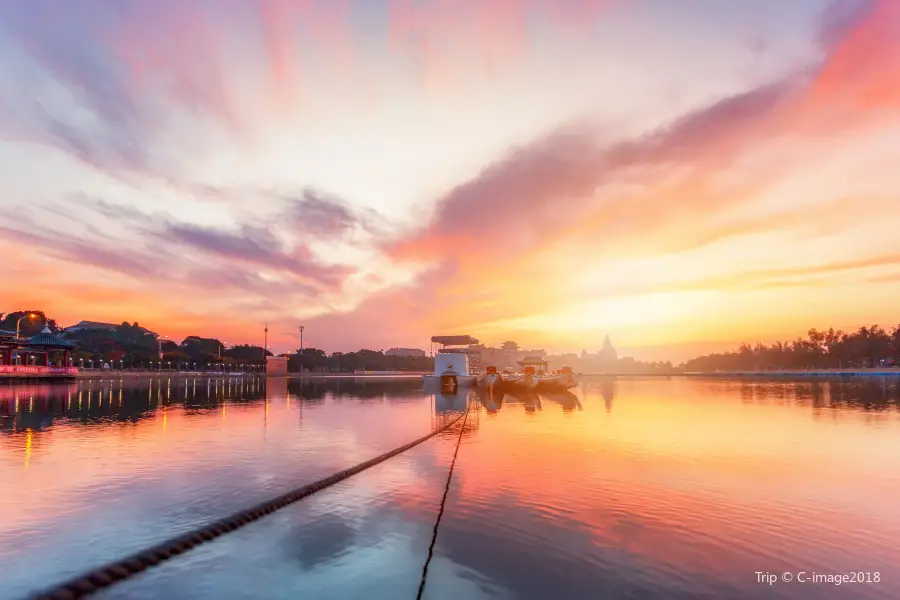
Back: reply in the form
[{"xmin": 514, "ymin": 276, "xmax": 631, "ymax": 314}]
[{"xmin": 423, "ymin": 351, "xmax": 476, "ymax": 391}]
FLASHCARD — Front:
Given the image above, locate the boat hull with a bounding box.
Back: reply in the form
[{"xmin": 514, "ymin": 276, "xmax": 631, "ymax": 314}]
[
  {"xmin": 423, "ymin": 374, "xmax": 477, "ymax": 388},
  {"xmin": 535, "ymin": 375, "xmax": 579, "ymax": 391},
  {"xmin": 504, "ymin": 373, "xmax": 539, "ymax": 390},
  {"xmin": 499, "ymin": 374, "xmax": 578, "ymax": 392}
]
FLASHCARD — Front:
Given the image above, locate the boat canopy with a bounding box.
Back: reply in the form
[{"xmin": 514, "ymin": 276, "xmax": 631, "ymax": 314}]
[{"xmin": 431, "ymin": 335, "xmax": 478, "ymax": 346}]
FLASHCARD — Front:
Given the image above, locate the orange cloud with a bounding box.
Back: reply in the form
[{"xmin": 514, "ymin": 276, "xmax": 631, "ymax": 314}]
[{"xmin": 356, "ymin": 0, "xmax": 900, "ymax": 354}]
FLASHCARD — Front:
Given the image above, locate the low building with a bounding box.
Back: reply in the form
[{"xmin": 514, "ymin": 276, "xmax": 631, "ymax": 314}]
[
  {"xmin": 474, "ymin": 344, "xmax": 546, "ymax": 371},
  {"xmin": 385, "ymin": 347, "xmax": 426, "ymax": 357},
  {"xmin": 0, "ymin": 327, "xmax": 78, "ymax": 379}
]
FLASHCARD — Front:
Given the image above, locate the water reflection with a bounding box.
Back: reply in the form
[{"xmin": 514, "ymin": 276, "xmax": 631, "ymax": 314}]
[
  {"xmin": 0, "ymin": 376, "xmax": 452, "ymax": 599},
  {"xmin": 3, "ymin": 376, "xmax": 900, "ymax": 600},
  {"xmin": 474, "ymin": 388, "xmax": 582, "ymax": 414},
  {"xmin": 0, "ymin": 377, "xmax": 265, "ymax": 434},
  {"xmin": 714, "ymin": 377, "xmax": 900, "ymax": 415},
  {"xmin": 582, "ymin": 376, "xmax": 618, "ymax": 412}
]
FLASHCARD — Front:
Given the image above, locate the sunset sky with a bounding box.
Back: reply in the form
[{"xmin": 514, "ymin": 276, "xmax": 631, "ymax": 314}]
[{"xmin": 1, "ymin": 0, "xmax": 899, "ymax": 361}]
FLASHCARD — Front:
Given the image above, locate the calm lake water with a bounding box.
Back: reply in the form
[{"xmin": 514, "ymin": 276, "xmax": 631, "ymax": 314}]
[{"xmin": 2, "ymin": 376, "xmax": 899, "ymax": 599}]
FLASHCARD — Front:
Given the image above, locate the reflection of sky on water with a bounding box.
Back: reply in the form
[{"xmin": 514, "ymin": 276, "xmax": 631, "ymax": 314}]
[
  {"xmin": 0, "ymin": 376, "xmax": 445, "ymax": 598},
  {"xmin": 2, "ymin": 376, "xmax": 900, "ymax": 599}
]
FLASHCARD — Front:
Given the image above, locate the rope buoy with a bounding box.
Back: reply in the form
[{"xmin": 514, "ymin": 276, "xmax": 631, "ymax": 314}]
[{"xmin": 29, "ymin": 410, "xmax": 468, "ymax": 600}]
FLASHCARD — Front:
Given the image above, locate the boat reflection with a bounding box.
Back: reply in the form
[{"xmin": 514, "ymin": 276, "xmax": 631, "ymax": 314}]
[
  {"xmin": 540, "ymin": 390, "xmax": 582, "ymax": 412},
  {"xmin": 434, "ymin": 391, "xmax": 469, "ymax": 415},
  {"xmin": 474, "ymin": 387, "xmax": 583, "ymax": 414}
]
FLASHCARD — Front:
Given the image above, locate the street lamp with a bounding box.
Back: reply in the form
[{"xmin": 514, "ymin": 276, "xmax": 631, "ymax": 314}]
[
  {"xmin": 299, "ymin": 325, "xmax": 304, "ymax": 374},
  {"xmin": 16, "ymin": 313, "xmax": 38, "ymax": 339},
  {"xmin": 157, "ymin": 335, "xmax": 168, "ymax": 372}
]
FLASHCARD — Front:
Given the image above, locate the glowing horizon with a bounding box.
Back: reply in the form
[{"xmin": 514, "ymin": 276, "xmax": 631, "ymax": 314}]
[{"xmin": 2, "ymin": 0, "xmax": 899, "ymax": 362}]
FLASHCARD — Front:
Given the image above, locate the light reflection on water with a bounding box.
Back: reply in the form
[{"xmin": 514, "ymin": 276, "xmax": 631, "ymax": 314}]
[{"xmin": 2, "ymin": 376, "xmax": 900, "ymax": 599}]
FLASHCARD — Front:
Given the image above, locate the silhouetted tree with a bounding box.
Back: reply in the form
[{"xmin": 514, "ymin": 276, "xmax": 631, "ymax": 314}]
[{"xmin": 682, "ymin": 324, "xmax": 900, "ymax": 371}]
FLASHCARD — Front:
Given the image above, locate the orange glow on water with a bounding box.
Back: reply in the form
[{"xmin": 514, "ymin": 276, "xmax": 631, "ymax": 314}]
[{"xmin": 24, "ymin": 429, "xmax": 33, "ymax": 470}]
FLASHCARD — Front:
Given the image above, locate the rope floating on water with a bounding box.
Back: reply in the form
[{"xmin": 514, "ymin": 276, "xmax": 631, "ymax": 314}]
[
  {"xmin": 28, "ymin": 410, "xmax": 468, "ymax": 600},
  {"xmin": 417, "ymin": 404, "xmax": 470, "ymax": 600}
]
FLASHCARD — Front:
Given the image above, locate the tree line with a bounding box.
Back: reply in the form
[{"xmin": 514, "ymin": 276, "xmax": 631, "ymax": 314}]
[
  {"xmin": 1, "ymin": 311, "xmax": 432, "ymax": 371},
  {"xmin": 8, "ymin": 309, "xmax": 900, "ymax": 373},
  {"xmin": 286, "ymin": 348, "xmax": 432, "ymax": 373},
  {"xmin": 682, "ymin": 325, "xmax": 900, "ymax": 372}
]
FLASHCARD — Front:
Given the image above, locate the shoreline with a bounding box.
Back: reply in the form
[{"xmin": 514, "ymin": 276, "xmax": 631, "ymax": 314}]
[
  {"xmin": 6, "ymin": 369, "xmax": 899, "ymax": 383},
  {"xmin": 0, "ymin": 371, "xmax": 422, "ymax": 385},
  {"xmin": 71, "ymin": 371, "xmax": 427, "ymax": 380},
  {"xmin": 682, "ymin": 369, "xmax": 900, "ymax": 377}
]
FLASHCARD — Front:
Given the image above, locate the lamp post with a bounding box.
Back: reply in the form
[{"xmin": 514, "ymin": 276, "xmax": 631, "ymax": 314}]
[
  {"xmin": 156, "ymin": 334, "xmax": 169, "ymax": 371},
  {"xmin": 16, "ymin": 313, "xmax": 38, "ymax": 339},
  {"xmin": 299, "ymin": 325, "xmax": 304, "ymax": 374}
]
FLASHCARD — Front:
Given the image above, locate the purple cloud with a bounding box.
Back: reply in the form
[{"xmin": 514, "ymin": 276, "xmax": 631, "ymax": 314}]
[
  {"xmin": 283, "ymin": 189, "xmax": 358, "ymax": 238},
  {"xmin": 161, "ymin": 222, "xmax": 353, "ymax": 291},
  {"xmin": 0, "ymin": 0, "xmax": 236, "ymax": 184}
]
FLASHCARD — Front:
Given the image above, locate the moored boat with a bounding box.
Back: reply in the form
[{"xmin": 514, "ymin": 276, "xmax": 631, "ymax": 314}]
[
  {"xmin": 476, "ymin": 366, "xmax": 503, "ymax": 389},
  {"xmin": 535, "ymin": 366, "xmax": 579, "ymax": 391},
  {"xmin": 501, "ymin": 360, "xmax": 579, "ymax": 392},
  {"xmin": 422, "ymin": 335, "xmax": 478, "ymax": 391},
  {"xmin": 520, "ymin": 366, "xmax": 540, "ymax": 389}
]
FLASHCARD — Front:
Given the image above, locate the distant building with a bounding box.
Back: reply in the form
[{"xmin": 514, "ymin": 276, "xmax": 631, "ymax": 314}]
[
  {"xmin": 64, "ymin": 321, "xmax": 158, "ymax": 337},
  {"xmin": 472, "ymin": 343, "xmax": 546, "ymax": 372},
  {"xmin": 385, "ymin": 348, "xmax": 426, "ymax": 357}
]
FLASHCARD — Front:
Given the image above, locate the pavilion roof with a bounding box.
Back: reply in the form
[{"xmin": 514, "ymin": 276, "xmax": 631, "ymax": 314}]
[
  {"xmin": 517, "ymin": 356, "xmax": 548, "ymax": 366},
  {"xmin": 26, "ymin": 326, "xmax": 75, "ymax": 349}
]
